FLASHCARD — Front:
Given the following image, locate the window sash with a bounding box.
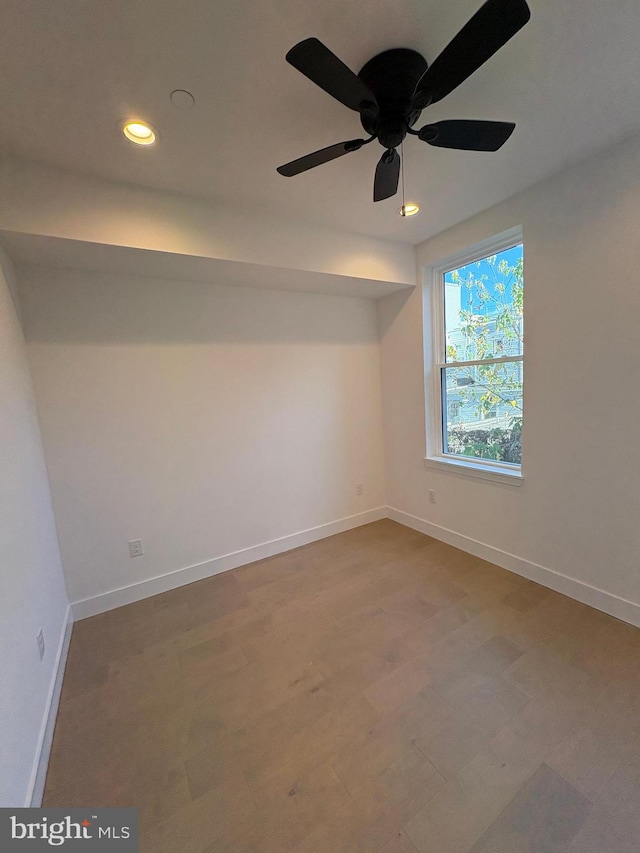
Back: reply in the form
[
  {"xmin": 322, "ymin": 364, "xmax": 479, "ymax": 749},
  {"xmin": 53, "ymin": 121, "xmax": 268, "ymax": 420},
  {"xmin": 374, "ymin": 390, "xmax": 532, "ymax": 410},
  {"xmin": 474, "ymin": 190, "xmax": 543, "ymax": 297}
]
[
  {"xmin": 436, "ymin": 357, "xmax": 523, "ymax": 466},
  {"xmin": 426, "ymin": 228, "xmax": 524, "ymax": 474},
  {"xmin": 435, "ymin": 354, "xmax": 523, "ymax": 370}
]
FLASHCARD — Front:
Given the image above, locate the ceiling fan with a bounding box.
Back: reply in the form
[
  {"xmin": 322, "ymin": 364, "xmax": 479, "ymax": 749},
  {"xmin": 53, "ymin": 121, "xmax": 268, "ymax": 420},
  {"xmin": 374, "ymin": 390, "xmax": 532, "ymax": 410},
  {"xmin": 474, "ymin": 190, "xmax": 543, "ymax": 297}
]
[{"xmin": 277, "ymin": 0, "xmax": 531, "ymax": 202}]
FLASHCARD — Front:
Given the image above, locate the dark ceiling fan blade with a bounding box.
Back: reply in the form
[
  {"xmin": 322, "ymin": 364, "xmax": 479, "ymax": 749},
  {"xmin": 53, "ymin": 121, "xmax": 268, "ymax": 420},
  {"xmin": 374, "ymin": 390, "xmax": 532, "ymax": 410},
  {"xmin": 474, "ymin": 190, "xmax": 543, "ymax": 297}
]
[
  {"xmin": 286, "ymin": 38, "xmax": 378, "ymax": 112},
  {"xmin": 373, "ymin": 149, "xmax": 400, "ymax": 202},
  {"xmin": 418, "ymin": 120, "xmax": 515, "ymax": 151},
  {"xmin": 413, "ymin": 0, "xmax": 530, "ymax": 108},
  {"xmin": 277, "ymin": 138, "xmax": 367, "ymax": 177}
]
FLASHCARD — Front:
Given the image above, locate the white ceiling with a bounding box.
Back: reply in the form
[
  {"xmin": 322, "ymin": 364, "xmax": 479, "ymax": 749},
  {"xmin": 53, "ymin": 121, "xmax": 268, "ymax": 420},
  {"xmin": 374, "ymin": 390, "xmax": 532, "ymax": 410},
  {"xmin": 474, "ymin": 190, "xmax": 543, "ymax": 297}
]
[{"xmin": 1, "ymin": 0, "xmax": 640, "ymax": 245}]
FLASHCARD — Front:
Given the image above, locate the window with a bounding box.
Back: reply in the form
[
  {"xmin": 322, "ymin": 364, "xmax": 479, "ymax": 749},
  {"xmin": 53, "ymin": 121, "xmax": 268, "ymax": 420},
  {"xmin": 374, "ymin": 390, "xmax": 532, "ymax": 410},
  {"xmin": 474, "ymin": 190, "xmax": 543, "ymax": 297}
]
[{"xmin": 424, "ymin": 227, "xmax": 524, "ymax": 484}]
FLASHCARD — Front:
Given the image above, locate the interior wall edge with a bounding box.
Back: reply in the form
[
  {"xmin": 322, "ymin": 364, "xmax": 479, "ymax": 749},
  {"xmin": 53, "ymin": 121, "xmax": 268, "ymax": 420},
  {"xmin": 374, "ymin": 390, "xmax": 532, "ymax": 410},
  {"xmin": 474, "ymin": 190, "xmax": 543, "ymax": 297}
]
[
  {"xmin": 71, "ymin": 507, "xmax": 387, "ymax": 620},
  {"xmin": 387, "ymin": 506, "xmax": 640, "ymax": 629},
  {"xmin": 26, "ymin": 605, "xmax": 74, "ymax": 807}
]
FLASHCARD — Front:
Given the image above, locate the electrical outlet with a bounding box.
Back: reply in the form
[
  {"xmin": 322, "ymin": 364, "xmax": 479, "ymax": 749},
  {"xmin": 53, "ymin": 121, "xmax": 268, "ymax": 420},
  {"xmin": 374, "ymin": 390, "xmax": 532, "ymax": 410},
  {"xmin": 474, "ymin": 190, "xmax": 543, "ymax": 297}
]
[
  {"xmin": 428, "ymin": 489, "xmax": 437, "ymax": 504},
  {"xmin": 37, "ymin": 629, "xmax": 45, "ymax": 661},
  {"xmin": 356, "ymin": 483, "xmax": 364, "ymax": 496},
  {"xmin": 129, "ymin": 539, "xmax": 143, "ymax": 557}
]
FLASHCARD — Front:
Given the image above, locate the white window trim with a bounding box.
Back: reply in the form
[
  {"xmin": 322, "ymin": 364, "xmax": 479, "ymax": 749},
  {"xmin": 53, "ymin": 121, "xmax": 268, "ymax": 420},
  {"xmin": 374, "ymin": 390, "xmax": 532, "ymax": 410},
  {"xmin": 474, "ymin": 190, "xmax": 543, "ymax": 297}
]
[{"xmin": 423, "ymin": 226, "xmax": 524, "ymax": 486}]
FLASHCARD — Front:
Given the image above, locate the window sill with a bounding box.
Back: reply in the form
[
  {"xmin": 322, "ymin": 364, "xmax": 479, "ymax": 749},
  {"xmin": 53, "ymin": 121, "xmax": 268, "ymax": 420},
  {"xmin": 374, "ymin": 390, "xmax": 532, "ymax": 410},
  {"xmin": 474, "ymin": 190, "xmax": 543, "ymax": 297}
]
[{"xmin": 424, "ymin": 455, "xmax": 523, "ymax": 486}]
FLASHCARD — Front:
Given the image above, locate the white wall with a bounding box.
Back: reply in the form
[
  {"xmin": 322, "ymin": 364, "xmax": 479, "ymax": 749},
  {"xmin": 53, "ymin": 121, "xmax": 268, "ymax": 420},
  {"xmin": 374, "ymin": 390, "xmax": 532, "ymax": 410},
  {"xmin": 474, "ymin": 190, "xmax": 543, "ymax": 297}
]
[
  {"xmin": 0, "ymin": 247, "xmax": 70, "ymax": 806},
  {"xmin": 0, "ymin": 156, "xmax": 416, "ymax": 287},
  {"xmin": 379, "ymin": 133, "xmax": 640, "ymax": 621},
  {"xmin": 19, "ymin": 267, "xmax": 386, "ymax": 612}
]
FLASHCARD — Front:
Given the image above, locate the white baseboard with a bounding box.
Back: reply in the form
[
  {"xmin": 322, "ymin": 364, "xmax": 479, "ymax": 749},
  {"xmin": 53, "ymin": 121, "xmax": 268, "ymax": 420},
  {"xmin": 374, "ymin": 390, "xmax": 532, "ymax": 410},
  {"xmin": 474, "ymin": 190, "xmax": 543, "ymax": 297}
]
[
  {"xmin": 71, "ymin": 507, "xmax": 387, "ymax": 620},
  {"xmin": 387, "ymin": 506, "xmax": 640, "ymax": 628},
  {"xmin": 27, "ymin": 605, "xmax": 74, "ymax": 806},
  {"xmin": 71, "ymin": 502, "xmax": 640, "ymax": 627}
]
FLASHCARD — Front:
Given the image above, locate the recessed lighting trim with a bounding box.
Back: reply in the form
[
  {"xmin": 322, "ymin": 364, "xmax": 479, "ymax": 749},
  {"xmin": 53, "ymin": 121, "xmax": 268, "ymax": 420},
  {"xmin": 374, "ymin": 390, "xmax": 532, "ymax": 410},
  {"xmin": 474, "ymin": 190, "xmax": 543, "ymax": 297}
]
[
  {"xmin": 398, "ymin": 203, "xmax": 420, "ymax": 217},
  {"xmin": 122, "ymin": 120, "xmax": 157, "ymax": 145}
]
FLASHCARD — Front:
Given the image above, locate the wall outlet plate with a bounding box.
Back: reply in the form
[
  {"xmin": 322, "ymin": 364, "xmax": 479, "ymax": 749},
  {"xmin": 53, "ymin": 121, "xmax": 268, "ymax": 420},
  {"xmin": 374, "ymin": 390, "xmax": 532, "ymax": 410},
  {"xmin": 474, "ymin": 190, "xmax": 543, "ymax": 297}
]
[{"xmin": 129, "ymin": 539, "xmax": 143, "ymax": 557}]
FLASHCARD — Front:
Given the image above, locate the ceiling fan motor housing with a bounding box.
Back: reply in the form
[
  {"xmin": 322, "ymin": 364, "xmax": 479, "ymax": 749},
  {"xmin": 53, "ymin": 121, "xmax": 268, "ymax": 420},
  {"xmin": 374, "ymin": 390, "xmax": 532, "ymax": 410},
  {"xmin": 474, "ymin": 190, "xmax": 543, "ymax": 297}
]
[{"xmin": 357, "ymin": 48, "xmax": 428, "ymax": 147}]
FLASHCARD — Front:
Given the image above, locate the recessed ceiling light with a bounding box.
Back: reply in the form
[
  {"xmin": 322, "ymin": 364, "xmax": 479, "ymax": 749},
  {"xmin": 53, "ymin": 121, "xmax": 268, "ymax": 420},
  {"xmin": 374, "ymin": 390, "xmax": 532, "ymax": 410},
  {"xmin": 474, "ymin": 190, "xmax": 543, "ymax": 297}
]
[
  {"xmin": 122, "ymin": 120, "xmax": 156, "ymax": 145},
  {"xmin": 398, "ymin": 203, "xmax": 420, "ymax": 217}
]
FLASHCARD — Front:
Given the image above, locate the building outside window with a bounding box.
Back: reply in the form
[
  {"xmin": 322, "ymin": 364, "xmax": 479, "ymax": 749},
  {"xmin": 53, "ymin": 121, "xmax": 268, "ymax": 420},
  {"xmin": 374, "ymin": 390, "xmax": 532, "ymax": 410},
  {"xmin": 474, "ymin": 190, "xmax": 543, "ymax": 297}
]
[{"xmin": 424, "ymin": 227, "xmax": 523, "ymax": 483}]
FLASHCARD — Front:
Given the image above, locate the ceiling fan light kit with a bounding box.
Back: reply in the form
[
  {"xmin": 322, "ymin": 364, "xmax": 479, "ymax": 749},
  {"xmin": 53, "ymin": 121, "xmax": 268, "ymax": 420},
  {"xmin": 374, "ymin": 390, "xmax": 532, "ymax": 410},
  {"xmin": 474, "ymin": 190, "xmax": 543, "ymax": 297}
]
[{"xmin": 277, "ymin": 0, "xmax": 531, "ymax": 203}]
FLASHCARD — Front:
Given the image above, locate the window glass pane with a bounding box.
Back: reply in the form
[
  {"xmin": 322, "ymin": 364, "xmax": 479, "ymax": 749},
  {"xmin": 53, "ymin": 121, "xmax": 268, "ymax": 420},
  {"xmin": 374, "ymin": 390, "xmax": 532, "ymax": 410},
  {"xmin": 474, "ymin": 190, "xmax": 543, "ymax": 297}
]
[
  {"xmin": 442, "ymin": 363, "xmax": 523, "ymax": 465},
  {"xmin": 444, "ymin": 244, "xmax": 523, "ymax": 363}
]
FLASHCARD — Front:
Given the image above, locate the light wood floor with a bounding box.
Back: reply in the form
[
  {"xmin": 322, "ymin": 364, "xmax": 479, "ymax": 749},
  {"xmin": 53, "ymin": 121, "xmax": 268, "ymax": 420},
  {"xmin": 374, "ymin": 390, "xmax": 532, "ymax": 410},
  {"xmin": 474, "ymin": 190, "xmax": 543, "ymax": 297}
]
[{"xmin": 44, "ymin": 520, "xmax": 640, "ymax": 852}]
